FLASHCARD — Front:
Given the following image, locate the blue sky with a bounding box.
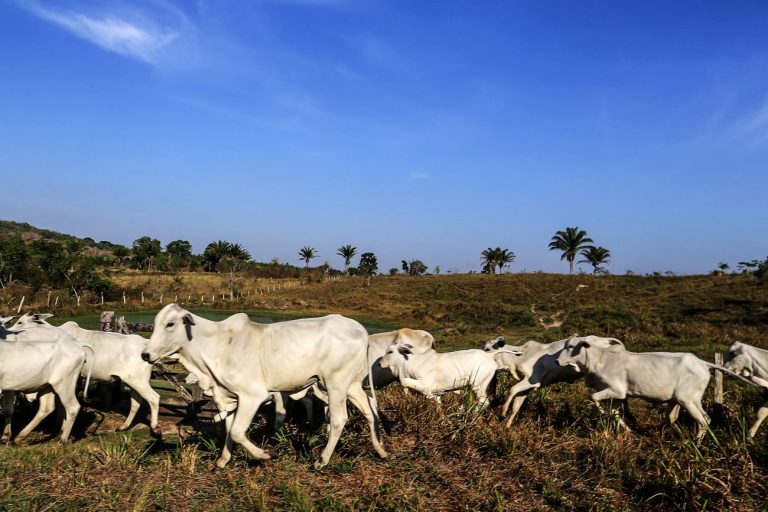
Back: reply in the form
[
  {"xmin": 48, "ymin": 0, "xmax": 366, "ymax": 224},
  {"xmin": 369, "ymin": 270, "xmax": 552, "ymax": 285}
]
[{"xmin": 1, "ymin": 0, "xmax": 767, "ymax": 274}]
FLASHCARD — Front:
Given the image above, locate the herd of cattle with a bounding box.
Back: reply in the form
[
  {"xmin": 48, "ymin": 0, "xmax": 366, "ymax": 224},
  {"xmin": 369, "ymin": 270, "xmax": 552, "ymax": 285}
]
[{"xmin": 1, "ymin": 304, "xmax": 767, "ymax": 469}]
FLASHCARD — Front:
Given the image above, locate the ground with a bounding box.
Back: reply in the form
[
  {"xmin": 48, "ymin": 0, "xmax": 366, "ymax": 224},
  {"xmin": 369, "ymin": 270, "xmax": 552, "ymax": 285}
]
[{"xmin": 1, "ymin": 273, "xmax": 767, "ymax": 510}]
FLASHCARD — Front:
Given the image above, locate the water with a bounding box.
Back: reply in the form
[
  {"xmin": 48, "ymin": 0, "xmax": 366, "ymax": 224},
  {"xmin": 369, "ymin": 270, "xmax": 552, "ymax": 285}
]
[{"xmin": 52, "ymin": 309, "xmax": 393, "ymax": 334}]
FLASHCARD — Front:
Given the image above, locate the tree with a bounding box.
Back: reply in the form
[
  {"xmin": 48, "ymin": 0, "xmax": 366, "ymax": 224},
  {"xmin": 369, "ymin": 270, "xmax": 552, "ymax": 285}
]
[
  {"xmin": 0, "ymin": 236, "xmax": 29, "ymax": 288},
  {"xmin": 578, "ymin": 246, "xmax": 611, "ymax": 274},
  {"xmin": 111, "ymin": 245, "xmax": 130, "ymax": 267},
  {"xmin": 298, "ymin": 246, "xmax": 318, "ymax": 269},
  {"xmin": 220, "ymin": 243, "xmax": 252, "ymax": 299},
  {"xmin": 401, "ymin": 259, "xmax": 428, "ymax": 276},
  {"xmin": 481, "ymin": 247, "xmax": 498, "ymax": 275},
  {"xmin": 203, "ymin": 240, "xmax": 232, "ymax": 272},
  {"xmin": 132, "ymin": 236, "xmax": 162, "ymax": 271},
  {"xmin": 480, "ymin": 247, "xmax": 514, "ymax": 275},
  {"xmin": 495, "ymin": 249, "xmax": 515, "ymax": 274},
  {"xmin": 358, "ymin": 252, "xmax": 378, "ymax": 286},
  {"xmin": 336, "ymin": 245, "xmax": 357, "ymax": 274},
  {"xmin": 548, "ymin": 227, "xmax": 594, "ymax": 274},
  {"xmin": 166, "ymin": 240, "xmax": 193, "ymax": 271}
]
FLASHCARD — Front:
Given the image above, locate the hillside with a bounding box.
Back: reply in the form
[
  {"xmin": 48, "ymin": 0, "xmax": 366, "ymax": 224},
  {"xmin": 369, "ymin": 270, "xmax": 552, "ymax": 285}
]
[{"xmin": 0, "ymin": 219, "xmax": 120, "ymax": 251}]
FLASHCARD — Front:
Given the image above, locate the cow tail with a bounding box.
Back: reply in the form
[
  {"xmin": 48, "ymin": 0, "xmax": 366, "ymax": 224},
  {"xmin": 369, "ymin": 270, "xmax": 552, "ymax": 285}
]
[
  {"xmin": 367, "ymin": 341, "xmax": 378, "ymax": 414},
  {"xmin": 704, "ymin": 361, "xmax": 768, "ymax": 388},
  {"xmin": 81, "ymin": 344, "xmax": 96, "ymax": 401}
]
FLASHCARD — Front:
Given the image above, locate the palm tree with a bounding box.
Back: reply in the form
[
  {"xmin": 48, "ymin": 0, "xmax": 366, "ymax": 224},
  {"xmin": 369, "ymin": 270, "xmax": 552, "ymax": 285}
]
[
  {"xmin": 336, "ymin": 245, "xmax": 357, "ymax": 274},
  {"xmin": 298, "ymin": 246, "xmax": 318, "ymax": 269},
  {"xmin": 578, "ymin": 246, "xmax": 611, "ymax": 274},
  {"xmin": 496, "ymin": 248, "xmax": 515, "ymax": 274},
  {"xmin": 481, "ymin": 247, "xmax": 498, "ymax": 274},
  {"xmin": 548, "ymin": 227, "xmax": 594, "ymax": 274}
]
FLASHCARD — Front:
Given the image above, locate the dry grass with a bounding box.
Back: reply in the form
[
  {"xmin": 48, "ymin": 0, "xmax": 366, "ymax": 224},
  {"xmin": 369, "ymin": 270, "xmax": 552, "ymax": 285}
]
[{"xmin": 1, "ymin": 272, "xmax": 767, "ymax": 510}]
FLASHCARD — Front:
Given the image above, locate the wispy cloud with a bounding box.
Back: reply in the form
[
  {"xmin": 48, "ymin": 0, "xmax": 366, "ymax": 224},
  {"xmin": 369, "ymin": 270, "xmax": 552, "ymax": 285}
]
[
  {"xmin": 726, "ymin": 97, "xmax": 768, "ymax": 149},
  {"xmin": 20, "ymin": 1, "xmax": 181, "ymax": 64},
  {"xmin": 410, "ymin": 171, "xmax": 430, "ymax": 180}
]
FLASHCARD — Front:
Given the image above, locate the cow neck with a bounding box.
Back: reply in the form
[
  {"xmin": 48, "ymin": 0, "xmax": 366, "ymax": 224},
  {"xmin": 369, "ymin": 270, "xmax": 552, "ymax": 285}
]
[
  {"xmin": 176, "ymin": 316, "xmax": 223, "ymax": 388},
  {"xmin": 584, "ymin": 346, "xmax": 610, "ymax": 373},
  {"xmin": 751, "ymin": 349, "xmax": 768, "ymax": 378}
]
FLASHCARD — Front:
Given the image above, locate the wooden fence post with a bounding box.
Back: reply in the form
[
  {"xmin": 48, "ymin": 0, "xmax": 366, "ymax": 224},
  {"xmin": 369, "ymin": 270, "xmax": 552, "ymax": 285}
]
[
  {"xmin": 47, "ymin": 291, "xmax": 51, "ymax": 307},
  {"xmin": 123, "ymin": 291, "xmax": 127, "ymax": 305},
  {"xmin": 141, "ymin": 291, "xmax": 145, "ymax": 304},
  {"xmin": 17, "ymin": 296, "xmax": 25, "ymax": 313},
  {"xmin": 713, "ymin": 352, "xmax": 725, "ymax": 426}
]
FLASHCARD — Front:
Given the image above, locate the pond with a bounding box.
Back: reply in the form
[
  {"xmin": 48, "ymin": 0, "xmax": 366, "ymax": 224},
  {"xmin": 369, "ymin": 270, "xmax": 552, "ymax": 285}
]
[{"xmin": 51, "ymin": 309, "xmax": 394, "ymax": 335}]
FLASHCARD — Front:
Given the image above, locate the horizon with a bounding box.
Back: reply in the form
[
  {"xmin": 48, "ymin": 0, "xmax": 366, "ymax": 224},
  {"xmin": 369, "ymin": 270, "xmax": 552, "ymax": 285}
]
[{"xmin": 2, "ymin": 1, "xmax": 767, "ymax": 274}]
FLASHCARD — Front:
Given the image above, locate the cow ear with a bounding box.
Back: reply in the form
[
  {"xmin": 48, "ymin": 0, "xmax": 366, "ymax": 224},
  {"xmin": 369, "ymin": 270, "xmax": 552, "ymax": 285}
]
[
  {"xmin": 182, "ymin": 313, "xmax": 195, "ymax": 326},
  {"xmin": 608, "ymin": 338, "xmax": 622, "ymax": 346},
  {"xmin": 397, "ymin": 345, "xmax": 412, "ymax": 359},
  {"xmin": 495, "ymin": 337, "xmax": 506, "ymax": 348},
  {"xmin": 580, "ymin": 341, "xmax": 591, "ymax": 349}
]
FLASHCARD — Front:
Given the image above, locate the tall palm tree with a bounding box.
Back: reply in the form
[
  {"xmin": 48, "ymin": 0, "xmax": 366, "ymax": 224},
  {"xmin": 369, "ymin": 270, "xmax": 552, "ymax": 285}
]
[
  {"xmin": 548, "ymin": 227, "xmax": 594, "ymax": 274},
  {"xmin": 298, "ymin": 246, "xmax": 318, "ymax": 269},
  {"xmin": 481, "ymin": 247, "xmax": 498, "ymax": 274},
  {"xmin": 496, "ymin": 248, "xmax": 515, "ymax": 274},
  {"xmin": 578, "ymin": 246, "xmax": 611, "ymax": 274},
  {"xmin": 336, "ymin": 245, "xmax": 357, "ymax": 274}
]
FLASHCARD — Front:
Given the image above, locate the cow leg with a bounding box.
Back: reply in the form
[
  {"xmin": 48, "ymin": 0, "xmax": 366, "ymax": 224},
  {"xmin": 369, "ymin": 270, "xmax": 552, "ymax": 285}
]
[
  {"xmin": 117, "ymin": 389, "xmax": 142, "ymax": 432},
  {"xmin": 221, "ymin": 392, "xmax": 272, "ymax": 467},
  {"xmin": 399, "ymin": 377, "xmax": 432, "ymax": 396},
  {"xmin": 621, "ymin": 400, "xmax": 638, "ymax": 425},
  {"xmin": 14, "ymin": 392, "xmax": 57, "ymax": 443},
  {"xmin": 315, "ymin": 389, "xmax": 349, "ymax": 469},
  {"xmin": 1, "ymin": 393, "xmax": 15, "ymax": 443},
  {"xmin": 123, "ymin": 378, "xmax": 161, "ymax": 437},
  {"xmin": 590, "ymin": 389, "xmax": 632, "ymax": 431},
  {"xmin": 215, "ymin": 412, "xmax": 235, "ymax": 469},
  {"xmin": 272, "ymin": 392, "xmax": 287, "ymax": 431},
  {"xmin": 345, "ymin": 381, "xmax": 388, "ymax": 459},
  {"xmin": 503, "ymin": 381, "xmax": 537, "ymax": 426},
  {"xmin": 748, "ymin": 403, "xmax": 768, "ymax": 438},
  {"xmin": 51, "ymin": 382, "xmax": 82, "ymax": 444},
  {"xmin": 667, "ymin": 403, "xmax": 681, "ymax": 425},
  {"xmin": 679, "ymin": 399, "xmax": 710, "ymax": 441}
]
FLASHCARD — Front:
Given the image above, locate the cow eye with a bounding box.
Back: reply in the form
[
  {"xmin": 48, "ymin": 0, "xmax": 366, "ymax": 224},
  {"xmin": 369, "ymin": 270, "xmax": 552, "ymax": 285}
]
[{"xmin": 166, "ymin": 322, "xmax": 175, "ymax": 328}]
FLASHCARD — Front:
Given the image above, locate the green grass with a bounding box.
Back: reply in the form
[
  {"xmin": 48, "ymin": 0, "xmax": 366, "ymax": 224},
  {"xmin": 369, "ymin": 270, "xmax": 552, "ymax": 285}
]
[{"xmin": 1, "ymin": 273, "xmax": 767, "ymax": 509}]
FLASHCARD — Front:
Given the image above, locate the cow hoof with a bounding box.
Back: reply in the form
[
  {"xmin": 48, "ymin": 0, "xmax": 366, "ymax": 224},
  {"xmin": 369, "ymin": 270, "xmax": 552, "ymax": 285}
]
[
  {"xmin": 214, "ymin": 458, "xmax": 229, "ymax": 469},
  {"xmin": 150, "ymin": 428, "xmax": 163, "ymax": 439},
  {"xmin": 115, "ymin": 426, "xmax": 128, "ymax": 432},
  {"xmin": 312, "ymin": 460, "xmax": 327, "ymax": 470},
  {"xmin": 378, "ymin": 450, "xmax": 389, "ymax": 459}
]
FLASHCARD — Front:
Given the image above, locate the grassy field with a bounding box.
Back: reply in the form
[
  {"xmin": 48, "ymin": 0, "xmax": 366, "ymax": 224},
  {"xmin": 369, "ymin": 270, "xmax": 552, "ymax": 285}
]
[{"xmin": 1, "ymin": 273, "xmax": 767, "ymax": 510}]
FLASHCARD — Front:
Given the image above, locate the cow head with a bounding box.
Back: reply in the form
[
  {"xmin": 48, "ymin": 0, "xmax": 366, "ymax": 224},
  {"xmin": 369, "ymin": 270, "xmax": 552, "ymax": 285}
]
[
  {"xmin": 724, "ymin": 341, "xmax": 752, "ymax": 377},
  {"xmin": 141, "ymin": 303, "xmax": 196, "ymax": 363},
  {"xmin": 483, "ymin": 336, "xmax": 506, "ymax": 352},
  {"xmin": 556, "ymin": 340, "xmax": 591, "ymax": 371},
  {"xmin": 379, "ymin": 342, "xmax": 413, "ymax": 369},
  {"xmin": 10, "ymin": 312, "xmax": 54, "ymax": 330},
  {"xmin": 492, "ymin": 347, "xmax": 524, "ymax": 379}
]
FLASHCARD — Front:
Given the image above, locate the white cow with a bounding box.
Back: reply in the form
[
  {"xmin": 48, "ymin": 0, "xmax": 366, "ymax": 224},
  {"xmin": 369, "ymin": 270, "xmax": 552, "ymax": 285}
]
[
  {"xmin": 556, "ymin": 339, "xmax": 759, "ymax": 440},
  {"xmin": 1, "ymin": 316, "xmax": 96, "ymax": 442},
  {"xmin": 724, "ymin": 341, "xmax": 768, "ymax": 437},
  {"xmin": 11, "ymin": 313, "xmax": 161, "ymax": 436},
  {"xmin": 141, "ymin": 304, "xmax": 388, "ymax": 469},
  {"xmin": 379, "ymin": 341, "xmax": 504, "ymax": 406},
  {"xmin": 486, "ymin": 335, "xmax": 626, "ymax": 426},
  {"xmin": 367, "ymin": 329, "xmax": 435, "ymax": 390},
  {"xmin": 267, "ymin": 328, "xmax": 436, "ymax": 429},
  {"xmin": 0, "ymin": 334, "xmax": 91, "ymax": 443}
]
